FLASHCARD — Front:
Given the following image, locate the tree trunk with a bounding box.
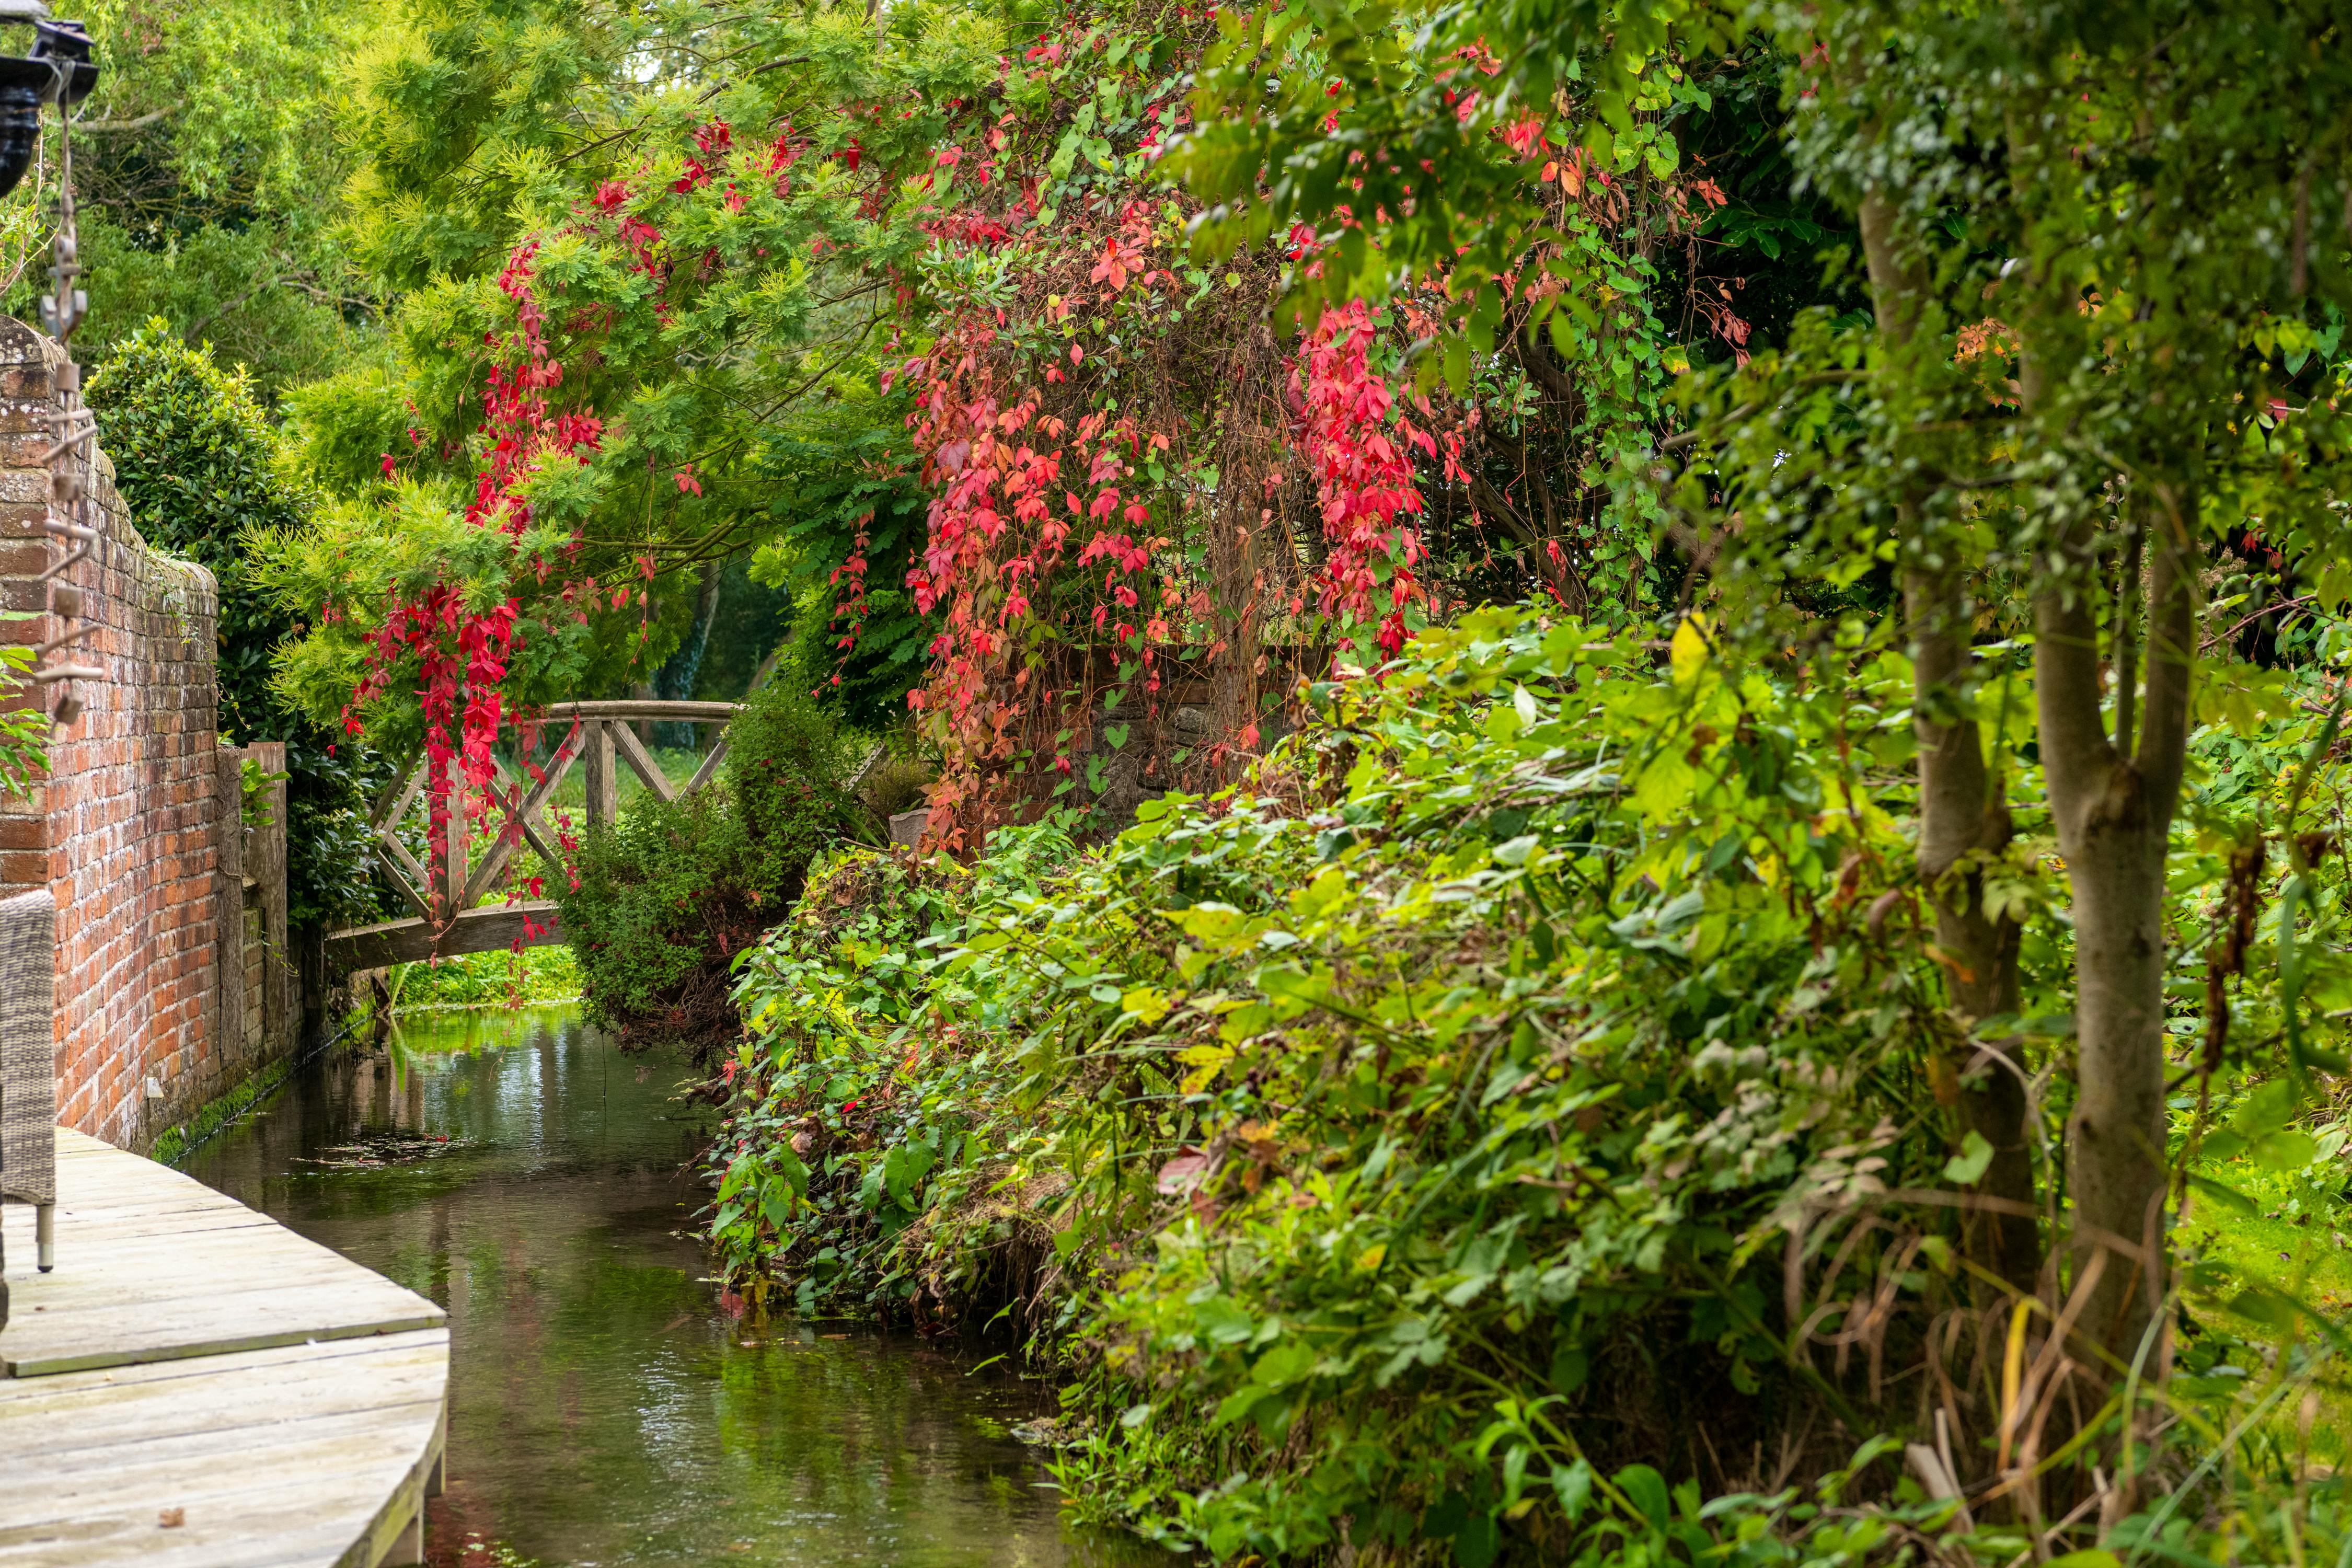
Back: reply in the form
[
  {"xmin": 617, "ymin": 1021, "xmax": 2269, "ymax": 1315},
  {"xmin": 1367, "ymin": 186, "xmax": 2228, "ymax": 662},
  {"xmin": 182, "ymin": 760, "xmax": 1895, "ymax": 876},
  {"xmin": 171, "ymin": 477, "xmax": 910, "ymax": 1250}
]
[
  {"xmin": 2033, "ymin": 489, "xmax": 2193, "ymax": 1364},
  {"xmin": 1208, "ymin": 505, "xmax": 1263, "ymax": 785},
  {"xmin": 656, "ymin": 560, "xmax": 725, "ymax": 745},
  {"xmin": 1907, "ymin": 567, "xmax": 2040, "ymax": 1294},
  {"xmin": 1857, "ymin": 185, "xmax": 2040, "ymax": 1295}
]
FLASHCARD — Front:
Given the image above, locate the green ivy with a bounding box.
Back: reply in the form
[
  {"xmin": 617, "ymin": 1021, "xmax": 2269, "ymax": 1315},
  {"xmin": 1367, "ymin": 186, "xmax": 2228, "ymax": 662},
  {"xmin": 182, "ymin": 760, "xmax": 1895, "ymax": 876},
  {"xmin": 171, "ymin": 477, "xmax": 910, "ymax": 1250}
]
[{"xmin": 710, "ymin": 600, "xmax": 2352, "ymax": 1561}]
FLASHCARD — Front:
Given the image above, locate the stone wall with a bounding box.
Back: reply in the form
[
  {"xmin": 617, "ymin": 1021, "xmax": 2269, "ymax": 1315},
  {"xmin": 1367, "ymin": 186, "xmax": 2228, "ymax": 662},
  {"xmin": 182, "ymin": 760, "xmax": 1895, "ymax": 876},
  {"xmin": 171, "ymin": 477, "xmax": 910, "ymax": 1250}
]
[{"xmin": 0, "ymin": 319, "xmax": 292, "ymax": 1152}]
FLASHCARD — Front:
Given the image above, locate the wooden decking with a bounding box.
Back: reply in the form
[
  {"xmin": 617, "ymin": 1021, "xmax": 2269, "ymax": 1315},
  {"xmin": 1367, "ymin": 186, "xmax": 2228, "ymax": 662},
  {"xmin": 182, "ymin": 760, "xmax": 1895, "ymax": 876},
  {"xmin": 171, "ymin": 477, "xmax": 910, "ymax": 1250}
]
[{"xmin": 0, "ymin": 1129, "xmax": 449, "ymax": 1567}]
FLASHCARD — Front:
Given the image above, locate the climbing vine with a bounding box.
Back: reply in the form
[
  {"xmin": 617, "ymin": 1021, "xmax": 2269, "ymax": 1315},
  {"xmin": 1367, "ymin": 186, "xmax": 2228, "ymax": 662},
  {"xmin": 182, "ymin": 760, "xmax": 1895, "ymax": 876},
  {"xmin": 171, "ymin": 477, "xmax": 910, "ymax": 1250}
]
[{"xmin": 273, "ymin": 0, "xmax": 1730, "ymax": 864}]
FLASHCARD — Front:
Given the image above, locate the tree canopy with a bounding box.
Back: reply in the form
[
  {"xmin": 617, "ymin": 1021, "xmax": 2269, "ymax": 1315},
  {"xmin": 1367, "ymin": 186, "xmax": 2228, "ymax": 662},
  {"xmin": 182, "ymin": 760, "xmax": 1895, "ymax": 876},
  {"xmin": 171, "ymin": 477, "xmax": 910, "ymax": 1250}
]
[{"xmin": 34, "ymin": 0, "xmax": 2352, "ymax": 1558}]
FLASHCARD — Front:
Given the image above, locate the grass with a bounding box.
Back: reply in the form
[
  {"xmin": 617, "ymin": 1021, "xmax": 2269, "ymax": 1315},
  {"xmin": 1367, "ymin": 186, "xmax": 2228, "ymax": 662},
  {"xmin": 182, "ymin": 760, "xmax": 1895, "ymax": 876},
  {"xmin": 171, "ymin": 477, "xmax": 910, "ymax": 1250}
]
[
  {"xmin": 381, "ymin": 942, "xmax": 582, "ymax": 1012},
  {"xmin": 2177, "ymin": 1148, "xmax": 2352, "ymax": 1474}
]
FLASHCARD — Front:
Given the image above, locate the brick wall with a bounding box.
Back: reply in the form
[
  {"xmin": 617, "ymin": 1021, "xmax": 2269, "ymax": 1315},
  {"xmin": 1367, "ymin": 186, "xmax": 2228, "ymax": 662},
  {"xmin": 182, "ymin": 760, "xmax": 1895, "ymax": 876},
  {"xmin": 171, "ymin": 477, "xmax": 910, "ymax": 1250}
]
[{"xmin": 0, "ymin": 318, "xmax": 291, "ymax": 1151}]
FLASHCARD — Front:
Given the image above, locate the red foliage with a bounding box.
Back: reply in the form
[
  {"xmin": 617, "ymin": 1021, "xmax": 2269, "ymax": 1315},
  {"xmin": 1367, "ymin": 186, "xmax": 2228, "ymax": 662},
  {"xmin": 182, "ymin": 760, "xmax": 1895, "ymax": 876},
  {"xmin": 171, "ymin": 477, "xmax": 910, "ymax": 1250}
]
[
  {"xmin": 349, "ymin": 33, "xmax": 1455, "ymax": 870},
  {"xmin": 1292, "ymin": 300, "xmax": 1430, "ymax": 656},
  {"xmin": 345, "ymin": 238, "xmax": 606, "ymax": 918}
]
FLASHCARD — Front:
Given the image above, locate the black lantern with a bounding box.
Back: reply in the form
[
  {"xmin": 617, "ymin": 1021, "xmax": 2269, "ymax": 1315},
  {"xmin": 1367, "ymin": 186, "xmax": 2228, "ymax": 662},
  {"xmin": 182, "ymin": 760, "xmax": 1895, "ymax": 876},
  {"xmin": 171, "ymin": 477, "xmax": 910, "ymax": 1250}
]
[{"xmin": 0, "ymin": 2, "xmax": 94, "ymax": 202}]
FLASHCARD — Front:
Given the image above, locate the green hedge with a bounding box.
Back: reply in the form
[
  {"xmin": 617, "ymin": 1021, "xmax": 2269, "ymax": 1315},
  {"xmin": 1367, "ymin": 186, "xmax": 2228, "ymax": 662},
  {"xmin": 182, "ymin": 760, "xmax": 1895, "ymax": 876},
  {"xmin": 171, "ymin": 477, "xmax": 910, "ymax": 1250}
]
[
  {"xmin": 557, "ymin": 683, "xmax": 866, "ymax": 1052},
  {"xmin": 88, "ymin": 322, "xmax": 390, "ymax": 930}
]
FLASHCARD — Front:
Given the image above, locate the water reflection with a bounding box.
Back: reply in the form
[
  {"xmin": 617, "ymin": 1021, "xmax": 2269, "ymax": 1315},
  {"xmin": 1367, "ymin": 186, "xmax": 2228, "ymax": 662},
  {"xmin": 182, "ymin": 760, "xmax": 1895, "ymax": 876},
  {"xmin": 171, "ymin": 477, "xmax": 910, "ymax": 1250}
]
[{"xmin": 188, "ymin": 1007, "xmax": 1154, "ymax": 1568}]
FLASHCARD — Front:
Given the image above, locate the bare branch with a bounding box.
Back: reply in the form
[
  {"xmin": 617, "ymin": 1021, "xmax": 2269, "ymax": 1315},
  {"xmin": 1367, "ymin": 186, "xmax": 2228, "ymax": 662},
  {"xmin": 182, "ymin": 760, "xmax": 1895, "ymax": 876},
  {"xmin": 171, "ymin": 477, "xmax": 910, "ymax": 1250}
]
[{"xmin": 75, "ymin": 105, "xmax": 176, "ymax": 134}]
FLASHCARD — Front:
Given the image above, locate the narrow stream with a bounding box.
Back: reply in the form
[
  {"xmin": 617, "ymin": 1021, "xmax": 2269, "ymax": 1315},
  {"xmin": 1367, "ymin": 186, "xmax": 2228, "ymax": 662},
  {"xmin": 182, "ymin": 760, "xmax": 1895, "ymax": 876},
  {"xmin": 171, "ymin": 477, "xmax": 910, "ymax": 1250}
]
[{"xmin": 187, "ymin": 1005, "xmax": 1156, "ymax": 1568}]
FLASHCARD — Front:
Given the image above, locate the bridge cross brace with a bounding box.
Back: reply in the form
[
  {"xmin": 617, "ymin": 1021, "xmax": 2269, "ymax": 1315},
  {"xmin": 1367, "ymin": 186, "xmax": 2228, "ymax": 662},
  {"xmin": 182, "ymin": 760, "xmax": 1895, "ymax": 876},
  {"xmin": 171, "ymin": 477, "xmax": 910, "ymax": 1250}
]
[{"xmin": 327, "ymin": 701, "xmax": 740, "ymax": 974}]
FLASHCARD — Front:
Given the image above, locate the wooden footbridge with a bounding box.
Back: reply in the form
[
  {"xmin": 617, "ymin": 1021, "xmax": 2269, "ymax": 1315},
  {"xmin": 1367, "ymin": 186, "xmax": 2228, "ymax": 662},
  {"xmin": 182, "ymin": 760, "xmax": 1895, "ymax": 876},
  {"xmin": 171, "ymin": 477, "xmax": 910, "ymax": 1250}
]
[{"xmin": 323, "ymin": 701, "xmax": 740, "ymax": 974}]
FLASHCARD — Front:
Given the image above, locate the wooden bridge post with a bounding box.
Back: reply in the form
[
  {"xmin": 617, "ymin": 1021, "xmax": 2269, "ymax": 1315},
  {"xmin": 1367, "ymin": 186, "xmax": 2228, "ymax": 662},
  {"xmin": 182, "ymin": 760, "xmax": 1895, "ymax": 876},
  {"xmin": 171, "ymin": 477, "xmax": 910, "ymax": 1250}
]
[
  {"xmin": 582, "ymin": 719, "xmax": 618, "ymax": 826},
  {"xmin": 440, "ymin": 775, "xmax": 468, "ymax": 919}
]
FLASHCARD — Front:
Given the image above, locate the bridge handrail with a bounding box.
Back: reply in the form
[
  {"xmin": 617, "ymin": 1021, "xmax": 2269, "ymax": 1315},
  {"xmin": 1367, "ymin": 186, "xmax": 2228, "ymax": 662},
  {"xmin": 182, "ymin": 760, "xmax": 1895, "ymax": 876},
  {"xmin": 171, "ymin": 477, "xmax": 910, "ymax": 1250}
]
[
  {"xmin": 536, "ymin": 699, "xmax": 742, "ymax": 724},
  {"xmin": 336, "ymin": 699, "xmax": 752, "ymax": 970}
]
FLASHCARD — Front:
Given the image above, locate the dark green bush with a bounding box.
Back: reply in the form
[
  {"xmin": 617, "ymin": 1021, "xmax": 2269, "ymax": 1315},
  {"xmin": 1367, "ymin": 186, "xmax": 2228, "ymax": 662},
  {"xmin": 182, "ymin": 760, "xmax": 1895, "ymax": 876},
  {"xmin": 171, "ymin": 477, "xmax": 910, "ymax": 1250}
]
[
  {"xmin": 88, "ymin": 321, "xmax": 390, "ymax": 929},
  {"xmin": 722, "ymin": 678, "xmax": 869, "ymax": 863},
  {"xmin": 557, "ymin": 684, "xmax": 866, "ymax": 1051}
]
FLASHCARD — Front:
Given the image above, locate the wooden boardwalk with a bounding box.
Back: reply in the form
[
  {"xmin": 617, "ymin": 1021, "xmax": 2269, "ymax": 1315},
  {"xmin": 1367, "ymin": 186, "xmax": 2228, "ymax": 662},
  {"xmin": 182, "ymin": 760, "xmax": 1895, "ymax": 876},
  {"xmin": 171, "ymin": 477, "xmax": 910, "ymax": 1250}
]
[{"xmin": 0, "ymin": 1130, "xmax": 449, "ymax": 1566}]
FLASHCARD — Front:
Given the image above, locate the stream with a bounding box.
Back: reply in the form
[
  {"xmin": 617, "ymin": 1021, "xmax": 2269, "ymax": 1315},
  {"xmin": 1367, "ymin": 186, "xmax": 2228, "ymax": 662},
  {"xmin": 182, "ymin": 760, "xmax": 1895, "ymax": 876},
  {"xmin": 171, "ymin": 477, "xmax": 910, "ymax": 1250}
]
[{"xmin": 187, "ymin": 1004, "xmax": 1158, "ymax": 1568}]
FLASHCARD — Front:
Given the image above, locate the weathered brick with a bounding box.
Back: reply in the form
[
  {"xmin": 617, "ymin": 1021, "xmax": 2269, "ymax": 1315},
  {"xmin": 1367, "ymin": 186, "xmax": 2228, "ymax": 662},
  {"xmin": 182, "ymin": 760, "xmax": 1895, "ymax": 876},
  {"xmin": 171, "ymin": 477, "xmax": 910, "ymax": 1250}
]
[{"xmin": 0, "ymin": 315, "xmax": 284, "ymax": 1155}]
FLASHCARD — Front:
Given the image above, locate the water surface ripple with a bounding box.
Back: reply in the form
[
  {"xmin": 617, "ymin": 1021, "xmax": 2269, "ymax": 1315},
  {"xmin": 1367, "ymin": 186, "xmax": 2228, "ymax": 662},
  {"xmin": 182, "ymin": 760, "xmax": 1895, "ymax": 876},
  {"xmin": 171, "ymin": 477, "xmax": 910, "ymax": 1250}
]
[{"xmin": 189, "ymin": 1006, "xmax": 1150, "ymax": 1568}]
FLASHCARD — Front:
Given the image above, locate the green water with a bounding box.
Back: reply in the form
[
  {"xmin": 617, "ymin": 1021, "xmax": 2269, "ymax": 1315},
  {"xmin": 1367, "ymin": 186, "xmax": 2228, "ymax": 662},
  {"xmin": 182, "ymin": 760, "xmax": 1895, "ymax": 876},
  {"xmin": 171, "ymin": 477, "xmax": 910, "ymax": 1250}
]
[{"xmin": 187, "ymin": 1006, "xmax": 1156, "ymax": 1568}]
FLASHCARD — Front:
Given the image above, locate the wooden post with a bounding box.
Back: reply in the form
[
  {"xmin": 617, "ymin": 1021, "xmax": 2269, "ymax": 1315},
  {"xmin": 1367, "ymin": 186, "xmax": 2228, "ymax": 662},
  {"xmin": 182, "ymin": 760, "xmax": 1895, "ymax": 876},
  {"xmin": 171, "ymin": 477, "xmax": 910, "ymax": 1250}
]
[
  {"xmin": 214, "ymin": 745, "xmax": 246, "ymax": 1099},
  {"xmin": 297, "ymin": 922, "xmax": 326, "ymax": 1045},
  {"xmin": 244, "ymin": 740, "xmax": 290, "ymax": 1055},
  {"xmin": 441, "ymin": 773, "xmax": 468, "ymax": 920},
  {"xmin": 582, "ymin": 718, "xmax": 618, "ymax": 826}
]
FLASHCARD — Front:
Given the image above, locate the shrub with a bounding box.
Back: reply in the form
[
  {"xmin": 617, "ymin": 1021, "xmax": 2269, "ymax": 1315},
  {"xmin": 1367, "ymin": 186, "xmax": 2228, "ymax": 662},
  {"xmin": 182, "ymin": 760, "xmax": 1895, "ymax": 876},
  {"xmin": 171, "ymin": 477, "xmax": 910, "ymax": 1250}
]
[
  {"xmin": 716, "ymin": 608, "xmax": 1945, "ymax": 1553},
  {"xmin": 857, "ymin": 754, "xmax": 935, "ymax": 820},
  {"xmin": 88, "ymin": 321, "xmax": 390, "ymax": 929},
  {"xmin": 709, "ymin": 604, "xmax": 2352, "ymax": 1564},
  {"xmin": 722, "ymin": 677, "xmax": 869, "ymax": 860},
  {"xmin": 709, "ymin": 825, "xmax": 1080, "ymax": 1319},
  {"xmin": 557, "ymin": 683, "xmax": 866, "ymax": 1052}
]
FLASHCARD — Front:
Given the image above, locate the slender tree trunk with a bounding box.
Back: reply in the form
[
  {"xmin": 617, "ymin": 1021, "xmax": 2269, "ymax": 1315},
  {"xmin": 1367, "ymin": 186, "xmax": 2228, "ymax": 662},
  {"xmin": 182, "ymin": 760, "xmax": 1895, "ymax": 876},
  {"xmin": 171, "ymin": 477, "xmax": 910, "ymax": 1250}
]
[
  {"xmin": 655, "ymin": 560, "xmax": 725, "ymax": 745},
  {"xmin": 2034, "ymin": 489, "xmax": 2192, "ymax": 1364},
  {"xmin": 1858, "ymin": 187, "xmax": 2040, "ymax": 1295},
  {"xmin": 1907, "ymin": 567, "xmax": 2040, "ymax": 1292}
]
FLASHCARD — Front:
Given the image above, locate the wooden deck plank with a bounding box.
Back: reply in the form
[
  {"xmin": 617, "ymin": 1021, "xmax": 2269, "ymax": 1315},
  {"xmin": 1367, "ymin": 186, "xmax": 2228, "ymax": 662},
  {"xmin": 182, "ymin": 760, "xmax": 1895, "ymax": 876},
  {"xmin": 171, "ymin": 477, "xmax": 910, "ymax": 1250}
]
[
  {"xmin": 1, "ymin": 1131, "xmax": 444, "ymax": 1378},
  {"xmin": 0, "ymin": 1330, "xmax": 446, "ymax": 1437},
  {"xmin": 0, "ymin": 1339, "xmax": 446, "ymax": 1567},
  {"xmin": 6, "ymin": 1208, "xmax": 279, "ymax": 1244},
  {"xmin": 7, "ymin": 1220, "xmax": 376, "ymax": 1278},
  {"xmin": 4, "ymin": 1400, "xmax": 446, "ymax": 1496},
  {"xmin": 0, "ymin": 1282, "xmax": 447, "ymax": 1377},
  {"xmin": 8, "ymin": 1222, "xmax": 365, "ymax": 1277},
  {"xmin": 0, "ymin": 1433, "xmax": 440, "ymax": 1568},
  {"xmin": 0, "ymin": 1133, "xmax": 448, "ymax": 1566},
  {"xmin": 0, "ymin": 1327, "xmax": 443, "ymax": 1397}
]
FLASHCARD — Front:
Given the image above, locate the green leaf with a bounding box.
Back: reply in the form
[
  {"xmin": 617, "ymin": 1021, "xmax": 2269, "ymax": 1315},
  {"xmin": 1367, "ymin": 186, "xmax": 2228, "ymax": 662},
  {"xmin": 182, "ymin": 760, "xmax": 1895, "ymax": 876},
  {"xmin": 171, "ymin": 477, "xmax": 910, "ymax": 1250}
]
[
  {"xmin": 2250, "ymin": 1130, "xmax": 2321, "ymax": 1171},
  {"xmin": 1451, "ymin": 1512, "xmax": 1500, "ymax": 1568},
  {"xmin": 1492, "ymin": 835, "xmax": 1540, "ymax": 867},
  {"xmin": 1943, "ymin": 1131, "xmax": 1995, "ymax": 1185},
  {"xmin": 1554, "ymin": 1457, "xmax": 1595, "ymax": 1520},
  {"xmin": 1615, "ymin": 1464, "xmax": 1670, "ymax": 1531}
]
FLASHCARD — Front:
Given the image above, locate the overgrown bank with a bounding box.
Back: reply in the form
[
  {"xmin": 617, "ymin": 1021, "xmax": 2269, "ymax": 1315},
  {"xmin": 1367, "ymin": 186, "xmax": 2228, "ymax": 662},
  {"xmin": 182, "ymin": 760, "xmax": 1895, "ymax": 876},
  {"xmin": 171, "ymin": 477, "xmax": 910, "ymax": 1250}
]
[{"xmin": 701, "ymin": 605, "xmax": 2352, "ymax": 1564}]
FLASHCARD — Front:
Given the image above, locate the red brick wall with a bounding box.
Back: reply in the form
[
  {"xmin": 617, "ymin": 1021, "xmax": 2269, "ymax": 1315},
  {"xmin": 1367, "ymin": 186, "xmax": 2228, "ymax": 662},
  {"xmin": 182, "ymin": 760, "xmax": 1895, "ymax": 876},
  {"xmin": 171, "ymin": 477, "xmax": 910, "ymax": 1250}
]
[{"xmin": 0, "ymin": 317, "xmax": 268, "ymax": 1151}]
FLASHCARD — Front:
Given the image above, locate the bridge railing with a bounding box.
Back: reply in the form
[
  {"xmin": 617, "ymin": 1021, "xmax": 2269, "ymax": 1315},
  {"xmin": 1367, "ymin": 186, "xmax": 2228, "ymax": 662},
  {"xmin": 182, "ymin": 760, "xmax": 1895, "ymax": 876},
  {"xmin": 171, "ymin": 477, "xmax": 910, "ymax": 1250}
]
[{"xmin": 331, "ymin": 701, "xmax": 741, "ymax": 972}]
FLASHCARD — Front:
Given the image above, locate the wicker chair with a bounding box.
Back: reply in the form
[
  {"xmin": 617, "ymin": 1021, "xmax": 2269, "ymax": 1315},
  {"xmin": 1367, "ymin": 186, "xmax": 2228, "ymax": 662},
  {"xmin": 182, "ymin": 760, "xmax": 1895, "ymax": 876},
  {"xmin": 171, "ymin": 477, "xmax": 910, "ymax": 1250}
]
[{"xmin": 0, "ymin": 887, "xmax": 56, "ymax": 1324}]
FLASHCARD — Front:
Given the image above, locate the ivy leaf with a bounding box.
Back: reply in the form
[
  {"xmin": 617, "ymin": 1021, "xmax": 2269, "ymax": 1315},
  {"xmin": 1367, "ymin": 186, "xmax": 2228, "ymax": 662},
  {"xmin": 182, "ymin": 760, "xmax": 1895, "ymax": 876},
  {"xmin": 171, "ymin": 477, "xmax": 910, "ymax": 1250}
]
[{"xmin": 1942, "ymin": 1131, "xmax": 1995, "ymax": 1185}]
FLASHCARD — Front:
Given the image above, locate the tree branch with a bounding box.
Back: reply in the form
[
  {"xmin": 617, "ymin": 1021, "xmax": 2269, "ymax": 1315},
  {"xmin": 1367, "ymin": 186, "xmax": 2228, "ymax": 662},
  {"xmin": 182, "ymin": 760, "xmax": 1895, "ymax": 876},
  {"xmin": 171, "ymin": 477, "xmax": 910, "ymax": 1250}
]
[
  {"xmin": 185, "ymin": 277, "xmax": 286, "ymax": 341},
  {"xmin": 75, "ymin": 105, "xmax": 176, "ymax": 134},
  {"xmin": 2034, "ymin": 542, "xmax": 2119, "ymax": 825},
  {"xmin": 1466, "ymin": 474, "xmax": 1537, "ymax": 545}
]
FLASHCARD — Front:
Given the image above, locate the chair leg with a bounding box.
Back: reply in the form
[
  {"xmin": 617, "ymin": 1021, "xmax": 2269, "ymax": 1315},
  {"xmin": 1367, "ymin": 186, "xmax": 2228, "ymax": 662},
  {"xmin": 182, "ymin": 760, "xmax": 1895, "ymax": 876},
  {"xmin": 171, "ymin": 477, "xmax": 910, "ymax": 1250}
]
[{"xmin": 36, "ymin": 1203, "xmax": 52, "ymax": 1272}]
